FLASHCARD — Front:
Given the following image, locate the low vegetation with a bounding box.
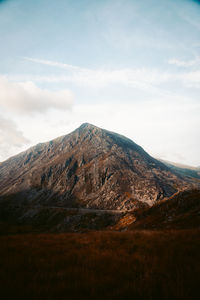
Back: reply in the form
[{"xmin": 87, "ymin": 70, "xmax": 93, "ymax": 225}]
[{"xmin": 0, "ymin": 230, "xmax": 200, "ymax": 299}]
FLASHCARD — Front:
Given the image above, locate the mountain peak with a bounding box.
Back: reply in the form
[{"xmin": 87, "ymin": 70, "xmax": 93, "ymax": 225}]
[
  {"xmin": 80, "ymin": 122, "xmax": 94, "ymax": 127},
  {"xmin": 78, "ymin": 123, "xmax": 99, "ymax": 131}
]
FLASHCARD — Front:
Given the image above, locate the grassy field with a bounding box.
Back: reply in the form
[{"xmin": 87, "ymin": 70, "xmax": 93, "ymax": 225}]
[{"xmin": 0, "ymin": 230, "xmax": 200, "ymax": 300}]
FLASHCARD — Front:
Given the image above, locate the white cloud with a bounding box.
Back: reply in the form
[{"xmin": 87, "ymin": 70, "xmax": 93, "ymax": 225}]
[
  {"xmin": 168, "ymin": 57, "xmax": 200, "ymax": 67},
  {"xmin": 0, "ymin": 115, "xmax": 29, "ymax": 161},
  {"xmin": 22, "ymin": 57, "xmax": 171, "ymax": 90},
  {"xmin": 181, "ymin": 71, "xmax": 200, "ymax": 83},
  {"xmin": 0, "ymin": 75, "xmax": 73, "ymax": 115},
  {"xmin": 33, "ymin": 69, "xmax": 165, "ymax": 90},
  {"xmin": 25, "ymin": 57, "xmax": 157, "ymax": 89},
  {"xmin": 23, "ymin": 57, "xmax": 200, "ymax": 90}
]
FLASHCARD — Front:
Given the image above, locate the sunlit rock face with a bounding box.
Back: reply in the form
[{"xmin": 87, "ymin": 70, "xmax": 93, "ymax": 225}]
[{"xmin": 0, "ymin": 123, "xmax": 196, "ymax": 210}]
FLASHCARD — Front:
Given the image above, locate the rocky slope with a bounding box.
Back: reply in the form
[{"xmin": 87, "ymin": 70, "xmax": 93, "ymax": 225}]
[
  {"xmin": 0, "ymin": 123, "xmax": 198, "ymax": 211},
  {"xmin": 129, "ymin": 189, "xmax": 200, "ymax": 229}
]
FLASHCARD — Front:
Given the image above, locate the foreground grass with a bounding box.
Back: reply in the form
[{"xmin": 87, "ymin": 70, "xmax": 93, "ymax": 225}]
[{"xmin": 0, "ymin": 230, "xmax": 200, "ymax": 300}]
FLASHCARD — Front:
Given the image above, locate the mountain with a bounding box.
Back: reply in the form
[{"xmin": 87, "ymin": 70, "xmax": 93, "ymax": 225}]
[
  {"xmin": 0, "ymin": 123, "xmax": 198, "ymax": 213},
  {"xmin": 129, "ymin": 189, "xmax": 200, "ymax": 229}
]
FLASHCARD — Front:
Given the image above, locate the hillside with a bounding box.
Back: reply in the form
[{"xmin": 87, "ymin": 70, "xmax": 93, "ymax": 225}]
[{"xmin": 130, "ymin": 189, "xmax": 200, "ymax": 229}]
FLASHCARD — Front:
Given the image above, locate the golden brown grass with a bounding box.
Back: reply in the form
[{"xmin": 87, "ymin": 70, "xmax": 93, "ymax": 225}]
[{"xmin": 0, "ymin": 230, "xmax": 200, "ymax": 300}]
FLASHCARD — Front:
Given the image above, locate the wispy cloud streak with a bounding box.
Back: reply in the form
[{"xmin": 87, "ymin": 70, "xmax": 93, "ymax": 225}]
[{"xmin": 23, "ymin": 57, "xmax": 200, "ymax": 89}]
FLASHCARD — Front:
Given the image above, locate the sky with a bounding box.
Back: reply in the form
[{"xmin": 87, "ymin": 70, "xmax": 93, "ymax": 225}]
[{"xmin": 0, "ymin": 0, "xmax": 200, "ymax": 166}]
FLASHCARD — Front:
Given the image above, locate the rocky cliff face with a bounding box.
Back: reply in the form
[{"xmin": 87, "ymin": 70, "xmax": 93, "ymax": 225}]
[{"xmin": 0, "ymin": 123, "xmax": 197, "ymax": 210}]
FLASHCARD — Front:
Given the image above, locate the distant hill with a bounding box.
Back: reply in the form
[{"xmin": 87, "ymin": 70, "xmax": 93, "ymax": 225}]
[
  {"xmin": 159, "ymin": 159, "xmax": 200, "ymax": 179},
  {"xmin": 130, "ymin": 190, "xmax": 200, "ymax": 229}
]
